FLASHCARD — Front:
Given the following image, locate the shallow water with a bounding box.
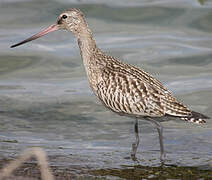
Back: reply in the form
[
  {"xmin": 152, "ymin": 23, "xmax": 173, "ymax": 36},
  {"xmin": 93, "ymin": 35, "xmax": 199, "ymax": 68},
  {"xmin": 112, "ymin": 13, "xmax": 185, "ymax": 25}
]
[{"xmin": 0, "ymin": 0, "xmax": 212, "ymax": 178}]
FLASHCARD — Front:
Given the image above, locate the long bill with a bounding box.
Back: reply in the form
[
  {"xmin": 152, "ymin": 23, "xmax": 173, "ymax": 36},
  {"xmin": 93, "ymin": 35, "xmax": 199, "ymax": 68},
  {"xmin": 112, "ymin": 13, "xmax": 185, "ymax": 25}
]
[{"xmin": 11, "ymin": 24, "xmax": 60, "ymax": 48}]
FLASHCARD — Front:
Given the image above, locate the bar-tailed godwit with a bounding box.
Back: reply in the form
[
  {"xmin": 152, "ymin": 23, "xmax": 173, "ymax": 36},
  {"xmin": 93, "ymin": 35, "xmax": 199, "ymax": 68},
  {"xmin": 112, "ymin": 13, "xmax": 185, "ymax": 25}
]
[{"xmin": 11, "ymin": 8, "xmax": 209, "ymax": 162}]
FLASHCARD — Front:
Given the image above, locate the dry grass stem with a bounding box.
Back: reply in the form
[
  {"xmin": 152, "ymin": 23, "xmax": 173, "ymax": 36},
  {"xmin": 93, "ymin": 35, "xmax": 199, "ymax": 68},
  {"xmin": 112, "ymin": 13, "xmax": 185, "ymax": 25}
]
[{"xmin": 0, "ymin": 147, "xmax": 54, "ymax": 180}]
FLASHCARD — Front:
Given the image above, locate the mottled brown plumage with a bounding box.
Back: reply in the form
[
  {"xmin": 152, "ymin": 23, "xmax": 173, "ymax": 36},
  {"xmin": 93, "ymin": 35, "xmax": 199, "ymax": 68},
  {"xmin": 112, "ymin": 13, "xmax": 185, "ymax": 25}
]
[
  {"xmin": 89, "ymin": 49, "xmax": 191, "ymax": 118},
  {"xmin": 11, "ymin": 8, "xmax": 209, "ymax": 161}
]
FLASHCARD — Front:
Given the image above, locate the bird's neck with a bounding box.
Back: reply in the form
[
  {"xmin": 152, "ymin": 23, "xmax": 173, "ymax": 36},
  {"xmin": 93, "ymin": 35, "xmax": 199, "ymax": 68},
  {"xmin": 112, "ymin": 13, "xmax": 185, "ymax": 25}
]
[
  {"xmin": 76, "ymin": 25, "xmax": 97, "ymax": 66},
  {"xmin": 75, "ymin": 24, "xmax": 99, "ymax": 88},
  {"xmin": 75, "ymin": 23, "xmax": 102, "ymax": 92}
]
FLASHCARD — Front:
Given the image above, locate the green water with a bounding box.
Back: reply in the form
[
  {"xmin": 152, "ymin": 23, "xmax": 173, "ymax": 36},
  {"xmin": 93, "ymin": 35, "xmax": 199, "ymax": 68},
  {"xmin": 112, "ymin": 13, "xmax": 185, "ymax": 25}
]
[{"xmin": 0, "ymin": 0, "xmax": 212, "ymax": 179}]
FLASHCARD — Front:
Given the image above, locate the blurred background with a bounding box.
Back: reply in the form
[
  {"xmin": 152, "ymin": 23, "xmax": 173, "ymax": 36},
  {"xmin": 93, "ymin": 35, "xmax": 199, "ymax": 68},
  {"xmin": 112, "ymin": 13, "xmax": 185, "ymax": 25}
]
[{"xmin": 0, "ymin": 0, "xmax": 212, "ymax": 178}]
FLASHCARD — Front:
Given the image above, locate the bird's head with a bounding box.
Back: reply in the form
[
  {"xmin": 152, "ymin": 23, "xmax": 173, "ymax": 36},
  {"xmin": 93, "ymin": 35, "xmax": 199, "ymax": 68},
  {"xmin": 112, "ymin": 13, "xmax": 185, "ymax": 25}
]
[
  {"xmin": 11, "ymin": 8, "xmax": 85, "ymax": 48},
  {"xmin": 57, "ymin": 8, "xmax": 85, "ymax": 33}
]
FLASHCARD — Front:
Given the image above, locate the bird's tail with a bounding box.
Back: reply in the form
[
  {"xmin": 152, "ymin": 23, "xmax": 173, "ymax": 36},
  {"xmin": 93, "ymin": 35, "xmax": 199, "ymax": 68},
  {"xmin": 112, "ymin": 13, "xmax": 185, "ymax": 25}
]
[{"xmin": 181, "ymin": 111, "xmax": 209, "ymax": 124}]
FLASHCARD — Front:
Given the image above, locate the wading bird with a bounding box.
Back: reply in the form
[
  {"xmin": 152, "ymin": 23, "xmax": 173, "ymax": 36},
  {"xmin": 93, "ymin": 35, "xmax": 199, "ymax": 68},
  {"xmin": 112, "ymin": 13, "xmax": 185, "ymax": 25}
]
[{"xmin": 11, "ymin": 8, "xmax": 209, "ymax": 162}]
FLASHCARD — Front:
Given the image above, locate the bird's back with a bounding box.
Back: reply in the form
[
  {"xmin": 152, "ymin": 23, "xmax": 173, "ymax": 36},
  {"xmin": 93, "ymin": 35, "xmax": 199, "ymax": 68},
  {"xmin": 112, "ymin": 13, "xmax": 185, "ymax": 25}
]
[{"xmin": 88, "ymin": 49, "xmax": 194, "ymax": 119}]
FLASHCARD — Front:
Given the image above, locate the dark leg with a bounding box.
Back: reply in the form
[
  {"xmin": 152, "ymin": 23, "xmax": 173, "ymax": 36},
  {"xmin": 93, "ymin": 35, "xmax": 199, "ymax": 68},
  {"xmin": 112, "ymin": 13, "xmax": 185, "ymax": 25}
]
[
  {"xmin": 147, "ymin": 118, "xmax": 165, "ymax": 162},
  {"xmin": 131, "ymin": 118, "xmax": 140, "ymax": 161}
]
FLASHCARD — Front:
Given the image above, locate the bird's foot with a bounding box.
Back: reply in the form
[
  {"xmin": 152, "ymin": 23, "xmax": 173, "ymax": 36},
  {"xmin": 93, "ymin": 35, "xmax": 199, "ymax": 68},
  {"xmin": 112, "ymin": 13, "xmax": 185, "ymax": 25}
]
[
  {"xmin": 160, "ymin": 152, "xmax": 166, "ymax": 164},
  {"xmin": 131, "ymin": 142, "xmax": 139, "ymax": 162}
]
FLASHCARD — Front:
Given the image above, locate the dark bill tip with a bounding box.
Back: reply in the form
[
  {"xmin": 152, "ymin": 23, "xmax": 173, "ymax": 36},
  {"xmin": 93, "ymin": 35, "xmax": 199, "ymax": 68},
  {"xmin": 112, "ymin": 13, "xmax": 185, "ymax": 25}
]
[
  {"xmin": 11, "ymin": 45, "xmax": 17, "ymax": 48},
  {"xmin": 11, "ymin": 40, "xmax": 30, "ymax": 48}
]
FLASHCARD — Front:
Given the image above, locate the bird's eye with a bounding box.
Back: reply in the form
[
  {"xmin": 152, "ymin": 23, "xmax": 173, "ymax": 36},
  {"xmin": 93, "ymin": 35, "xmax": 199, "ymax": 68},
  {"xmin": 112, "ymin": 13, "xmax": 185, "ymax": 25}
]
[{"xmin": 62, "ymin": 15, "xmax": 67, "ymax": 19}]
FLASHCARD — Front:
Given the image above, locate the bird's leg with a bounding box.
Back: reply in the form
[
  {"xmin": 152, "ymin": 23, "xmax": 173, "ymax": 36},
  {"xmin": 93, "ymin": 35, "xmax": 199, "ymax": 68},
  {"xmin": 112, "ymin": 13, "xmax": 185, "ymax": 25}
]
[
  {"xmin": 131, "ymin": 118, "xmax": 140, "ymax": 161},
  {"xmin": 147, "ymin": 118, "xmax": 166, "ymax": 162}
]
